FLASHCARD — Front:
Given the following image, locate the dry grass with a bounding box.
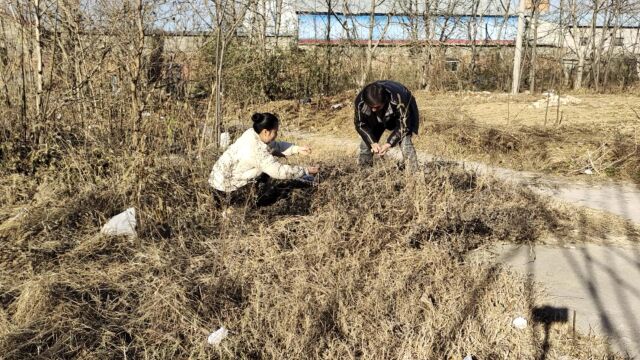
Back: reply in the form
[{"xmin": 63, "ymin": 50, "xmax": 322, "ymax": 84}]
[
  {"xmin": 256, "ymin": 91, "xmax": 640, "ymax": 183},
  {"xmin": 418, "ymin": 116, "xmax": 640, "ymax": 183},
  {"xmin": 0, "ymin": 130, "xmax": 630, "ymax": 358}
]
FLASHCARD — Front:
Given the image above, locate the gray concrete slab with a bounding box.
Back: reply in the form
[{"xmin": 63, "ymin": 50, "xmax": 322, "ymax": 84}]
[
  {"xmin": 486, "ymin": 243, "xmax": 640, "ymax": 358},
  {"xmin": 456, "ymin": 160, "xmax": 640, "ymax": 225}
]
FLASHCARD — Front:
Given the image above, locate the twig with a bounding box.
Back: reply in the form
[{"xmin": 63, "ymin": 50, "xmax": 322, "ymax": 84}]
[
  {"xmin": 631, "ymin": 107, "xmax": 640, "ymax": 122},
  {"xmin": 600, "ymin": 151, "xmax": 637, "ymax": 172},
  {"xmin": 555, "ymin": 89, "xmax": 562, "ymax": 126},
  {"xmin": 544, "ymin": 93, "xmax": 550, "ymax": 126},
  {"xmin": 507, "ymin": 93, "xmax": 510, "ymax": 125},
  {"xmin": 588, "ymin": 154, "xmax": 601, "ymax": 174}
]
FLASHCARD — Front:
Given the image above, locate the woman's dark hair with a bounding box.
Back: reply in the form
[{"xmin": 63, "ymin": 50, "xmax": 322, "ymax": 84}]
[
  {"xmin": 363, "ymin": 82, "xmax": 389, "ymax": 107},
  {"xmin": 252, "ymin": 112, "xmax": 279, "ymax": 133}
]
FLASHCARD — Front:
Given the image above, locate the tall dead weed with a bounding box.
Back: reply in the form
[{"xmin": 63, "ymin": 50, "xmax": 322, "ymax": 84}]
[{"xmin": 0, "ymin": 149, "xmax": 624, "ymax": 359}]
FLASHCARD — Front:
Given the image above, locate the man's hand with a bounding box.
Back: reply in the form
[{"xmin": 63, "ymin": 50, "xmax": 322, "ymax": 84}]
[
  {"xmin": 370, "ymin": 143, "xmax": 382, "ymax": 154},
  {"xmin": 379, "ymin": 143, "xmax": 392, "ymax": 155},
  {"xmin": 306, "ymin": 166, "xmax": 320, "ymax": 175},
  {"xmin": 298, "ymin": 146, "xmax": 312, "ymax": 156}
]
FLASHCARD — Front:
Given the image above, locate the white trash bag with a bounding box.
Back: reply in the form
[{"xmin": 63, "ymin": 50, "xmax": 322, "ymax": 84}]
[
  {"xmin": 219, "ymin": 132, "xmax": 231, "ymax": 150},
  {"xmin": 512, "ymin": 316, "xmax": 528, "ymax": 329},
  {"xmin": 100, "ymin": 208, "xmax": 137, "ymax": 237},
  {"xmin": 207, "ymin": 327, "xmax": 228, "ymax": 346}
]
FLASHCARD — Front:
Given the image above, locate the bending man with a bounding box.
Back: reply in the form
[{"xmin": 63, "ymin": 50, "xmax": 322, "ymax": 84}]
[{"xmin": 354, "ymin": 80, "xmax": 419, "ymax": 170}]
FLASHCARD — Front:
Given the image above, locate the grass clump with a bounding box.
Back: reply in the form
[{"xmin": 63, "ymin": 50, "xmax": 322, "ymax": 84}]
[{"xmin": 0, "ymin": 140, "xmax": 625, "ymax": 359}]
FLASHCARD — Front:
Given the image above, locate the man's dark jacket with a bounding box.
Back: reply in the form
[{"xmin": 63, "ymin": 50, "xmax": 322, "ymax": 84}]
[{"xmin": 354, "ymin": 80, "xmax": 419, "ymax": 147}]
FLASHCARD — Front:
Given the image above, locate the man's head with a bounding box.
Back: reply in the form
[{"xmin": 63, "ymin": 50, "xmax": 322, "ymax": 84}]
[{"xmin": 363, "ymin": 82, "xmax": 389, "ymax": 113}]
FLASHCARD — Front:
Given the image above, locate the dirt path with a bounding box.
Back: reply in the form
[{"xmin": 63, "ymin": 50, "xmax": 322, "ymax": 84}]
[{"xmin": 290, "ymin": 130, "xmax": 640, "ymax": 357}]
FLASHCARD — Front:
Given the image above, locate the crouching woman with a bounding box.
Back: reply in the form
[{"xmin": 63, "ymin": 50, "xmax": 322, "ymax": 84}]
[{"xmin": 208, "ymin": 112, "xmax": 319, "ymax": 208}]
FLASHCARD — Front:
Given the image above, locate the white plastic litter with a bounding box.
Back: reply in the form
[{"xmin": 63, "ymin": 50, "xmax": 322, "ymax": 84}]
[
  {"xmin": 463, "ymin": 355, "xmax": 474, "ymax": 360},
  {"xmin": 331, "ymin": 103, "xmax": 344, "ymax": 110},
  {"xmin": 207, "ymin": 327, "xmax": 228, "ymax": 346},
  {"xmin": 100, "ymin": 208, "xmax": 137, "ymax": 237},
  {"xmin": 583, "ymin": 168, "xmax": 594, "ymax": 175},
  {"xmin": 530, "ymin": 94, "xmax": 582, "ymax": 109},
  {"xmin": 219, "ymin": 132, "xmax": 231, "ymax": 150},
  {"xmin": 512, "ymin": 316, "xmax": 528, "ymax": 329}
]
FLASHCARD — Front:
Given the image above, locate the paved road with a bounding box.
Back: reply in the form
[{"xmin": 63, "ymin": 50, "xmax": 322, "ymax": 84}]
[
  {"xmin": 486, "ymin": 243, "xmax": 640, "ymax": 358},
  {"xmin": 451, "ymin": 160, "xmax": 640, "ymax": 225}
]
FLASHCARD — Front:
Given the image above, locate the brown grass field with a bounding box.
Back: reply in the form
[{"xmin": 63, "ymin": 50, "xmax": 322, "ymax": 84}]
[
  {"xmin": 252, "ymin": 91, "xmax": 640, "ymax": 184},
  {"xmin": 1, "ymin": 91, "xmax": 639, "ymax": 358}
]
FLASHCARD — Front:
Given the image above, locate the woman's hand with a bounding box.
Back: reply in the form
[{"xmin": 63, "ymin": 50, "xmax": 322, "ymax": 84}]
[
  {"xmin": 298, "ymin": 146, "xmax": 312, "ymax": 156},
  {"xmin": 306, "ymin": 166, "xmax": 320, "ymax": 175},
  {"xmin": 370, "ymin": 143, "xmax": 382, "ymax": 154}
]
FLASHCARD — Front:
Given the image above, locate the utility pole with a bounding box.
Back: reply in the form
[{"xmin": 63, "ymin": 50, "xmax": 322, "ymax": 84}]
[
  {"xmin": 511, "ymin": 0, "xmax": 526, "ymax": 95},
  {"xmin": 325, "ymin": 0, "xmax": 332, "ymax": 93}
]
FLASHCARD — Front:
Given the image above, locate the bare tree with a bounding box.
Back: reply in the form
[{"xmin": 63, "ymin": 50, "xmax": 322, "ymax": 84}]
[
  {"xmin": 201, "ymin": 0, "xmax": 255, "ymax": 148},
  {"xmin": 512, "ymin": 0, "xmax": 526, "ymax": 94},
  {"xmin": 360, "ymin": 0, "xmax": 386, "ymax": 86},
  {"xmin": 569, "ymin": 0, "xmax": 588, "ymax": 89},
  {"xmin": 0, "ymin": 6, "xmax": 14, "ymax": 108},
  {"xmin": 129, "ymin": 0, "xmax": 145, "ymax": 147},
  {"xmin": 528, "ymin": 0, "xmax": 542, "ymax": 93},
  {"xmin": 420, "ymin": 0, "xmax": 434, "ymax": 90},
  {"xmin": 31, "ymin": 0, "xmax": 43, "ymax": 123},
  {"xmin": 274, "ymin": 0, "xmax": 283, "ymax": 47}
]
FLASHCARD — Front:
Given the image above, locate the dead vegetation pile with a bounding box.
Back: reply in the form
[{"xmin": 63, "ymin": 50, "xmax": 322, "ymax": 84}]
[
  {"xmin": 251, "ymin": 92, "xmax": 640, "ymax": 183},
  {"xmin": 424, "ymin": 116, "xmax": 640, "ymax": 182},
  {"xmin": 0, "ymin": 137, "xmax": 625, "ymax": 359}
]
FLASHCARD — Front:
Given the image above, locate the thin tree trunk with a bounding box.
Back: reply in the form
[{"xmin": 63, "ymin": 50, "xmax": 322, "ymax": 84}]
[
  {"xmin": 572, "ymin": 0, "xmax": 585, "ymax": 90},
  {"xmin": 249, "ymin": 0, "xmax": 259, "ymax": 43},
  {"xmin": 202, "ymin": 0, "xmax": 255, "ymax": 150},
  {"xmin": 214, "ymin": 37, "xmax": 227, "ymax": 149},
  {"xmin": 421, "ymin": 0, "xmax": 433, "ymax": 90},
  {"xmin": 325, "ymin": 0, "xmax": 332, "ymax": 93},
  {"xmin": 16, "ymin": 0, "xmax": 29, "ymax": 140},
  {"xmin": 204, "ymin": 5, "xmax": 222, "ymax": 149},
  {"xmin": 274, "ymin": 0, "xmax": 283, "ymax": 48},
  {"xmin": 589, "ymin": 0, "xmax": 599, "ymax": 90},
  {"xmin": 512, "ymin": 0, "xmax": 526, "ymax": 94},
  {"xmin": 593, "ymin": 0, "xmax": 611, "ymax": 91},
  {"xmin": 602, "ymin": 0, "xmax": 622, "ymax": 89},
  {"xmin": 59, "ymin": 0, "xmax": 88, "ymax": 123},
  {"xmin": 0, "ymin": 15, "xmax": 12, "ymax": 107},
  {"xmin": 44, "ymin": 0, "xmax": 60, "ymax": 121},
  {"xmin": 130, "ymin": 0, "xmax": 145, "ymax": 148},
  {"xmin": 361, "ymin": 0, "xmax": 376, "ymax": 87},
  {"xmin": 529, "ymin": 2, "xmax": 540, "ymax": 93},
  {"xmin": 32, "ymin": 0, "xmax": 44, "ymax": 130},
  {"xmin": 558, "ymin": 0, "xmax": 569, "ymax": 88},
  {"xmin": 469, "ymin": 0, "xmax": 481, "ymax": 90}
]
